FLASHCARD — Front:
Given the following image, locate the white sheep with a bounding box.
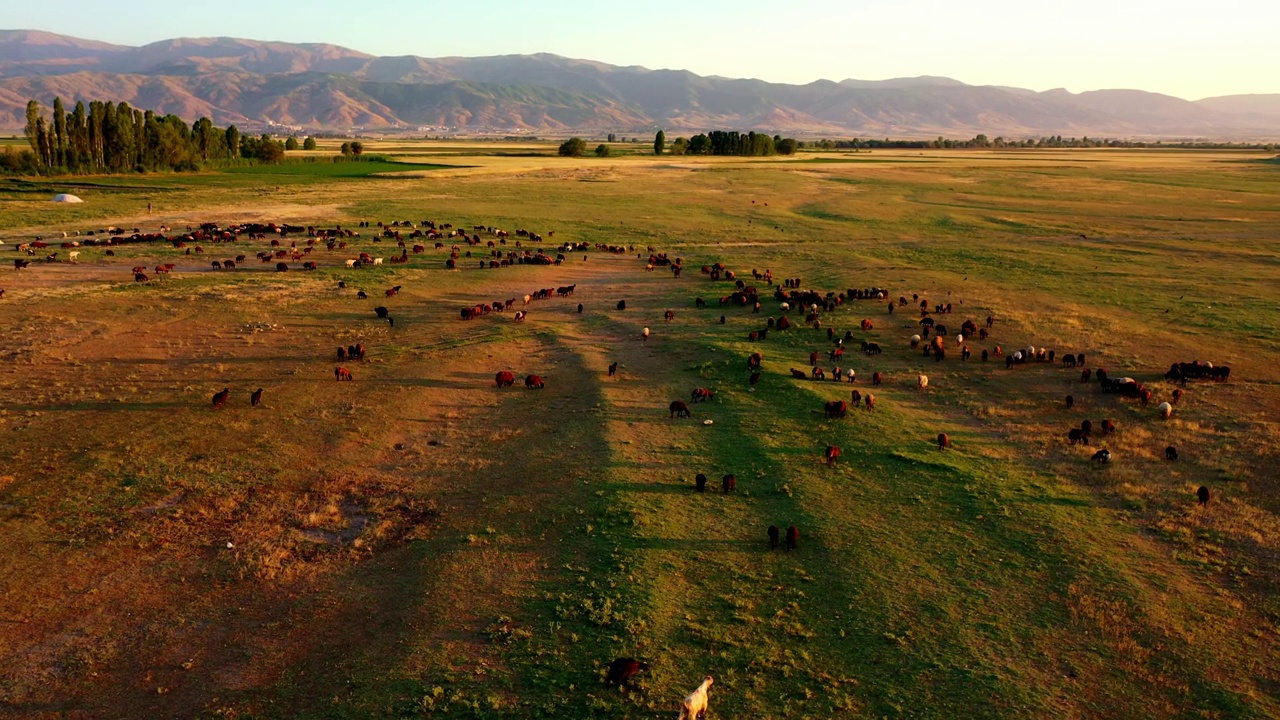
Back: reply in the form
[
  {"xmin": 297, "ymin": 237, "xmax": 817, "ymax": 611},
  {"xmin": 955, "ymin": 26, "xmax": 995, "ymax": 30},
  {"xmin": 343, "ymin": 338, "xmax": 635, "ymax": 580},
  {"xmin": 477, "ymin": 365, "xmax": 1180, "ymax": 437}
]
[
  {"xmin": 1025, "ymin": 345, "xmax": 1036, "ymax": 358},
  {"xmin": 1013, "ymin": 351, "xmax": 1024, "ymax": 362},
  {"xmin": 345, "ymin": 259, "xmax": 357, "ymax": 268},
  {"xmin": 373, "ymin": 257, "xmax": 384, "ymax": 265},
  {"xmin": 1158, "ymin": 401, "xmax": 1173, "ymax": 419},
  {"xmin": 523, "ymin": 294, "xmax": 532, "ymax": 305},
  {"xmin": 678, "ymin": 676, "xmax": 713, "ymax": 720},
  {"xmin": 956, "ymin": 334, "xmax": 964, "ymax": 344},
  {"xmin": 780, "ymin": 302, "xmax": 790, "ymax": 311},
  {"xmin": 68, "ymin": 251, "xmax": 80, "ymax": 262},
  {"xmin": 643, "ymin": 327, "xmax": 650, "ymax": 340},
  {"xmin": 918, "ymin": 374, "xmax": 929, "ymax": 389},
  {"xmin": 910, "ymin": 334, "xmax": 921, "ymax": 348}
]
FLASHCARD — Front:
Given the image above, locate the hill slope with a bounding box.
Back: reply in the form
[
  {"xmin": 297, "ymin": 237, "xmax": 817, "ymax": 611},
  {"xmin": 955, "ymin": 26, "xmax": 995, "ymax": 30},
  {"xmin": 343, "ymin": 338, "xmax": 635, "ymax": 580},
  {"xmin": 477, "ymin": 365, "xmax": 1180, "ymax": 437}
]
[{"xmin": 0, "ymin": 30, "xmax": 1275, "ymax": 137}]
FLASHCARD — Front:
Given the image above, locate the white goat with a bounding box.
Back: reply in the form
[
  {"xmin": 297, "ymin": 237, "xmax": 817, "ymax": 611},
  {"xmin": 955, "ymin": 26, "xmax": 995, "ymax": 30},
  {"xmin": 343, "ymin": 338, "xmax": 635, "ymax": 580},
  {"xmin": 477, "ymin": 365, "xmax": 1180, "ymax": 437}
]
[{"xmin": 678, "ymin": 676, "xmax": 713, "ymax": 720}]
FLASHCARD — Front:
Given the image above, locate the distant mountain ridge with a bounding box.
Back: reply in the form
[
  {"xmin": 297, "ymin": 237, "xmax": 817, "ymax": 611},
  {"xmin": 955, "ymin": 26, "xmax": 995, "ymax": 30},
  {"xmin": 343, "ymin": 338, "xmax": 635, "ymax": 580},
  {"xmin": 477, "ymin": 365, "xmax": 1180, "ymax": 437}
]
[{"xmin": 1, "ymin": 30, "xmax": 1276, "ymax": 138}]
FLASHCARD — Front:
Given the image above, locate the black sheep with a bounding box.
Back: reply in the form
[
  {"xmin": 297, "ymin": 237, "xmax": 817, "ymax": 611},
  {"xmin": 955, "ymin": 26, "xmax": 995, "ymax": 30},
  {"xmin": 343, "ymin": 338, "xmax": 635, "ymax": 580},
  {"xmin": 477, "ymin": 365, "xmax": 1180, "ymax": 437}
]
[
  {"xmin": 768, "ymin": 525, "xmax": 780, "ymax": 549},
  {"xmin": 1166, "ymin": 446, "xmax": 1178, "ymax": 461},
  {"xmin": 695, "ymin": 473, "xmax": 707, "ymax": 492},
  {"xmin": 1197, "ymin": 486, "xmax": 1211, "ymax": 506},
  {"xmin": 605, "ymin": 657, "xmax": 650, "ymax": 687},
  {"xmin": 785, "ymin": 525, "xmax": 799, "ymax": 550}
]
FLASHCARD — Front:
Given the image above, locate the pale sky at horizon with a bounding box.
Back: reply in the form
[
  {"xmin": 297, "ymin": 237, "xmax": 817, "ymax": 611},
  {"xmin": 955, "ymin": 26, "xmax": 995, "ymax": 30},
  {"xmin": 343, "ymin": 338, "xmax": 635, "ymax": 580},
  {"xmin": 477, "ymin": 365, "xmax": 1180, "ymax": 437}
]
[{"xmin": 5, "ymin": 0, "xmax": 1276, "ymax": 100}]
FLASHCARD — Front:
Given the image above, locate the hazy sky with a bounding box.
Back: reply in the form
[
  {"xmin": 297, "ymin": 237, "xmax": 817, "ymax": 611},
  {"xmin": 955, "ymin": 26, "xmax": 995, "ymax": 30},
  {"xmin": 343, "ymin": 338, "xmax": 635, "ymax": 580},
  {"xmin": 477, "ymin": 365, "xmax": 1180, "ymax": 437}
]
[{"xmin": 7, "ymin": 0, "xmax": 1276, "ymax": 99}]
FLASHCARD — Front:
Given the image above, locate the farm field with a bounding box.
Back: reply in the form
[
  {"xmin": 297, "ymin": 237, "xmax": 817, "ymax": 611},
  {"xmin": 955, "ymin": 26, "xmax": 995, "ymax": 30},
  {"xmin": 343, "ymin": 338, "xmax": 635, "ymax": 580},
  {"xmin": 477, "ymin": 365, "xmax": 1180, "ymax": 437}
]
[{"xmin": 1, "ymin": 146, "xmax": 1279, "ymax": 719}]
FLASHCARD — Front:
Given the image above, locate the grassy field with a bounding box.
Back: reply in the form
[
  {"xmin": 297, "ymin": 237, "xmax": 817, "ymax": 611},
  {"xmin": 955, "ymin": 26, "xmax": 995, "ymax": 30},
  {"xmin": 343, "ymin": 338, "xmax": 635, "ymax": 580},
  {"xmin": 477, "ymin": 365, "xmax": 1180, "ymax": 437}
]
[{"xmin": 1, "ymin": 145, "xmax": 1278, "ymax": 719}]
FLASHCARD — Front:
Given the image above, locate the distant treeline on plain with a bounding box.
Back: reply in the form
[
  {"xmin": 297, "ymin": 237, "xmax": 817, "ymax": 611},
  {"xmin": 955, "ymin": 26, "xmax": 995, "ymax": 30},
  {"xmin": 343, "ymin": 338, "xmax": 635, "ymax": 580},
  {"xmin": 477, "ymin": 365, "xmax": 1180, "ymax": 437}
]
[{"xmin": 2, "ymin": 97, "xmax": 326, "ymax": 175}]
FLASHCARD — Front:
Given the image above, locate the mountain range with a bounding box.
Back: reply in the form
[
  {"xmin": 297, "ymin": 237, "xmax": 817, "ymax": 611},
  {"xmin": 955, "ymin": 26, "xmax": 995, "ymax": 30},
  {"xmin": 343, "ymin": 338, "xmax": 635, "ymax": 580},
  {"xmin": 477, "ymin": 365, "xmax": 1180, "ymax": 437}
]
[{"xmin": 2, "ymin": 29, "xmax": 1278, "ymax": 138}]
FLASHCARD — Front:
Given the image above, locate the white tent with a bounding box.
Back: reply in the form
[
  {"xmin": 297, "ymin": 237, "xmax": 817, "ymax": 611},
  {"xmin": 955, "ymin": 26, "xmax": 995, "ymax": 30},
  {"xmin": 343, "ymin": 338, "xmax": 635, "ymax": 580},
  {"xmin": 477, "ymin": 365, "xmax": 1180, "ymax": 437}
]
[{"xmin": 52, "ymin": 193, "xmax": 83, "ymax": 203}]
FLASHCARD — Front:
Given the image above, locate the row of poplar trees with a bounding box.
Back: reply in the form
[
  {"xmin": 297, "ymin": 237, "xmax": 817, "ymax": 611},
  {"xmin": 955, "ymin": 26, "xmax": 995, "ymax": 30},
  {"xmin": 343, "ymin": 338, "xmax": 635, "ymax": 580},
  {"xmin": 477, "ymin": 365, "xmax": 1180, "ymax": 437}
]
[{"xmin": 21, "ymin": 97, "xmax": 282, "ymax": 174}]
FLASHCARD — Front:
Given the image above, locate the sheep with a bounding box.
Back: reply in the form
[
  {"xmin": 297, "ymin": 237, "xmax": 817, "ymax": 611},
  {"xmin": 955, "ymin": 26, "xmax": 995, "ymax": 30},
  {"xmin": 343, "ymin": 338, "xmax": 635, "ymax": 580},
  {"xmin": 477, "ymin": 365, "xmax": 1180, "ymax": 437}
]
[
  {"xmin": 678, "ymin": 676, "xmax": 713, "ymax": 720},
  {"xmin": 695, "ymin": 473, "xmax": 707, "ymax": 492},
  {"xmin": 68, "ymin": 251, "xmax": 80, "ymax": 262},
  {"xmin": 606, "ymin": 658, "xmax": 650, "ymax": 687},
  {"xmin": 1158, "ymin": 401, "xmax": 1173, "ymax": 419},
  {"xmin": 1166, "ymin": 446, "xmax": 1178, "ymax": 461},
  {"xmin": 251, "ymin": 388, "xmax": 264, "ymax": 407},
  {"xmin": 722, "ymin": 474, "xmax": 736, "ymax": 494},
  {"xmin": 917, "ymin": 374, "xmax": 929, "ymax": 390},
  {"xmin": 1101, "ymin": 419, "xmax": 1115, "ymax": 435},
  {"xmin": 373, "ymin": 257, "xmax": 384, "ymax": 265},
  {"xmin": 1066, "ymin": 394, "xmax": 1074, "ymax": 408},
  {"xmin": 1092, "ymin": 449, "xmax": 1111, "ymax": 463},
  {"xmin": 785, "ymin": 525, "xmax": 799, "ymax": 550},
  {"xmin": 910, "ymin": 334, "xmax": 921, "ymax": 348},
  {"xmin": 937, "ymin": 432, "xmax": 950, "ymax": 450},
  {"xmin": 643, "ymin": 327, "xmax": 650, "ymax": 341},
  {"xmin": 768, "ymin": 525, "xmax": 780, "ymax": 549},
  {"xmin": 1197, "ymin": 486, "xmax": 1211, "ymax": 506}
]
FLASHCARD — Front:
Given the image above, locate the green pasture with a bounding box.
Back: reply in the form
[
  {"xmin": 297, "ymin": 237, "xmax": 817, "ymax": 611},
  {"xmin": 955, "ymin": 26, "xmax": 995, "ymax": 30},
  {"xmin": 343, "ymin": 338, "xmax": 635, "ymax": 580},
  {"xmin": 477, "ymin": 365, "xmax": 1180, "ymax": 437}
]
[{"xmin": 0, "ymin": 146, "xmax": 1277, "ymax": 719}]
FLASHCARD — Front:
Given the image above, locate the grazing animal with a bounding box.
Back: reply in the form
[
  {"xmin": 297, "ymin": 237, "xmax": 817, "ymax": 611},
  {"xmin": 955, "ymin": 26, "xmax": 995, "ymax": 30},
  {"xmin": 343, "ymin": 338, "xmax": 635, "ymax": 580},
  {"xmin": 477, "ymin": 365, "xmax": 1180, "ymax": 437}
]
[
  {"xmin": 643, "ymin": 327, "xmax": 650, "ymax": 341},
  {"xmin": 748, "ymin": 352, "xmax": 763, "ymax": 369},
  {"xmin": 617, "ymin": 299, "xmax": 627, "ymax": 311},
  {"xmin": 825, "ymin": 445, "xmax": 840, "ymax": 466},
  {"xmin": 1068, "ymin": 428, "xmax": 1089, "ymax": 445},
  {"xmin": 665, "ymin": 309, "xmax": 675, "ymax": 322},
  {"xmin": 918, "ymin": 374, "xmax": 929, "ymax": 389},
  {"xmin": 1092, "ymin": 449, "xmax": 1111, "ymax": 463},
  {"xmin": 495, "ymin": 371, "xmax": 516, "ymax": 387},
  {"xmin": 669, "ymin": 401, "xmax": 691, "ymax": 418},
  {"xmin": 337, "ymin": 347, "xmax": 347, "ymax": 361},
  {"xmin": 678, "ymin": 676, "xmax": 714, "ymax": 720},
  {"xmin": 608, "ymin": 362, "xmax": 618, "ymax": 377},
  {"xmin": 1197, "ymin": 486, "xmax": 1211, "ymax": 506},
  {"xmin": 605, "ymin": 658, "xmax": 650, "ymax": 687},
  {"xmin": 1081, "ymin": 420, "xmax": 1093, "ymax": 436},
  {"xmin": 696, "ymin": 473, "xmax": 708, "ymax": 492},
  {"xmin": 1081, "ymin": 368, "xmax": 1092, "ymax": 383},
  {"xmin": 790, "ymin": 368, "xmax": 808, "ymax": 379},
  {"xmin": 375, "ymin": 306, "xmax": 390, "ymax": 319},
  {"xmin": 1172, "ymin": 388, "xmax": 1183, "ymax": 404},
  {"xmin": 1066, "ymin": 394, "xmax": 1074, "ymax": 408},
  {"xmin": 525, "ymin": 374, "xmax": 544, "ymax": 389},
  {"xmin": 1166, "ymin": 446, "xmax": 1178, "ymax": 461},
  {"xmin": 785, "ymin": 525, "xmax": 799, "ymax": 550},
  {"xmin": 1101, "ymin": 419, "xmax": 1115, "ymax": 435},
  {"xmin": 211, "ymin": 388, "xmax": 230, "ymax": 408},
  {"xmin": 768, "ymin": 525, "xmax": 780, "ymax": 549},
  {"xmin": 937, "ymin": 433, "xmax": 950, "ymax": 450},
  {"xmin": 1158, "ymin": 402, "xmax": 1173, "ymax": 419},
  {"xmin": 250, "ymin": 388, "xmax": 263, "ymax": 407},
  {"xmin": 824, "ymin": 400, "xmax": 848, "ymax": 418},
  {"xmin": 982, "ymin": 349, "xmax": 989, "ymax": 362},
  {"xmin": 722, "ymin": 474, "xmax": 736, "ymax": 494},
  {"xmin": 749, "ymin": 371, "xmax": 761, "ymax": 386},
  {"xmin": 865, "ymin": 393, "xmax": 876, "ymax": 410},
  {"xmin": 872, "ymin": 372, "xmax": 882, "ymax": 386},
  {"xmin": 691, "ymin": 387, "xmax": 714, "ymax": 403},
  {"xmin": 335, "ymin": 367, "xmax": 353, "ymax": 381}
]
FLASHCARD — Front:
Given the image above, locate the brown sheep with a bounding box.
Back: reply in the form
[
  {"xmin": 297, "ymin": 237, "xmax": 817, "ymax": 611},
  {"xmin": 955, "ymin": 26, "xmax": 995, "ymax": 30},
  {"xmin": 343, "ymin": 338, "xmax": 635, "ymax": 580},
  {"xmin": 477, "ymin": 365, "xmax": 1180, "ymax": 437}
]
[{"xmin": 937, "ymin": 433, "xmax": 950, "ymax": 450}]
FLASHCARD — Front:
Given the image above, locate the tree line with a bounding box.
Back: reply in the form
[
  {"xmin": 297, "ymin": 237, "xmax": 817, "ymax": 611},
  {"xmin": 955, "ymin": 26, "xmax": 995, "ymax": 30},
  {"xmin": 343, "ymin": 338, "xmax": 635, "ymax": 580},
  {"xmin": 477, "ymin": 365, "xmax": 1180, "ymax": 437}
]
[
  {"xmin": 807, "ymin": 135, "xmax": 1279, "ymax": 150},
  {"xmin": 654, "ymin": 130, "xmax": 798, "ymax": 157},
  {"xmin": 3, "ymin": 97, "xmax": 312, "ymax": 175}
]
